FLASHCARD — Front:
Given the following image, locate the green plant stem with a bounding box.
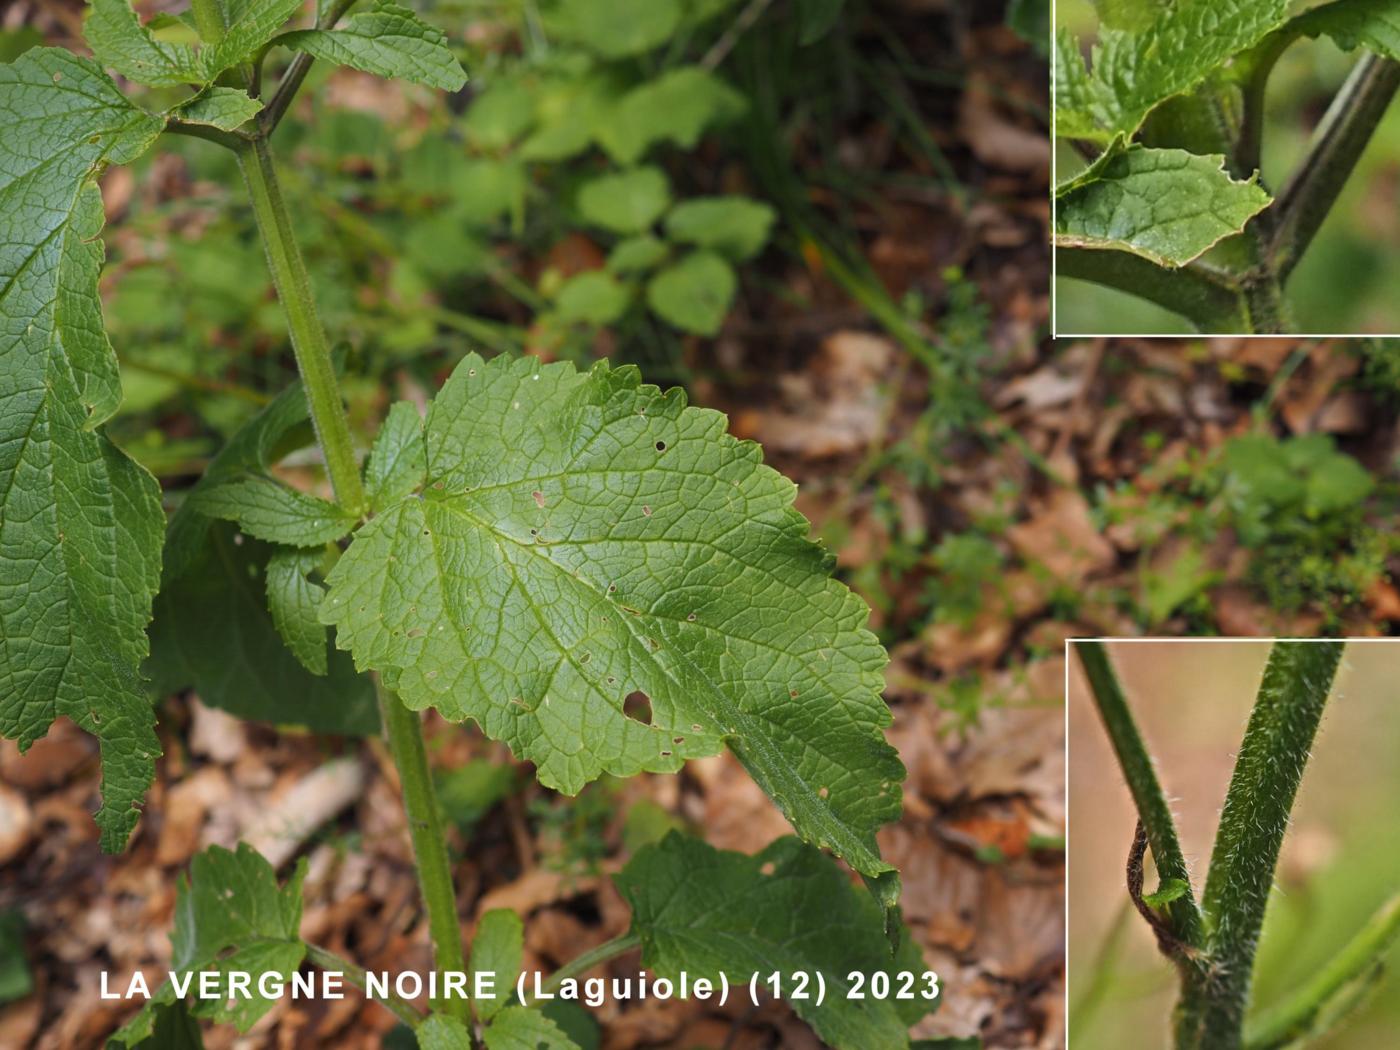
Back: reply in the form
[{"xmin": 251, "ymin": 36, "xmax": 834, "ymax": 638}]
[
  {"xmin": 305, "ymin": 942, "xmax": 424, "ymax": 1026},
  {"xmin": 1056, "ymin": 247, "xmax": 1245, "ymax": 333},
  {"xmin": 239, "ymin": 128, "xmax": 466, "ymax": 1020},
  {"xmin": 1182, "ymin": 641, "xmax": 1345, "ymax": 1049},
  {"xmin": 523, "ymin": 933, "xmax": 641, "ymax": 1006},
  {"xmin": 236, "ymin": 136, "xmax": 367, "ymax": 514},
  {"xmin": 1243, "ymin": 891, "xmax": 1400, "ymax": 1050},
  {"xmin": 1270, "ymin": 54, "xmax": 1400, "ymax": 281},
  {"xmin": 261, "ymin": 0, "xmax": 360, "ymax": 133},
  {"xmin": 1238, "ymin": 271, "xmax": 1290, "ymax": 335},
  {"xmin": 1075, "ymin": 642, "xmax": 1205, "ymax": 952},
  {"xmin": 376, "ymin": 675, "xmax": 469, "ymax": 1019}
]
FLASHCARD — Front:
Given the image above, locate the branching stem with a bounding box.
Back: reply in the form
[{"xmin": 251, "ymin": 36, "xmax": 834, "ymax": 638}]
[
  {"xmin": 1075, "ymin": 642, "xmax": 1205, "ymax": 953},
  {"xmin": 237, "ymin": 120, "xmax": 468, "ymax": 1021},
  {"xmin": 261, "ymin": 0, "xmax": 361, "ymax": 134}
]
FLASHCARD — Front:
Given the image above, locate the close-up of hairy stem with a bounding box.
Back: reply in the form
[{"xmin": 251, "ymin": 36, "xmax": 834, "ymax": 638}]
[{"xmin": 1078, "ymin": 641, "xmax": 1350, "ymax": 1050}]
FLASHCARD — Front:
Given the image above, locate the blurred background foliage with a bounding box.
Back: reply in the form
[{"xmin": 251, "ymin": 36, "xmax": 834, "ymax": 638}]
[
  {"xmin": 1055, "ymin": 0, "xmax": 1400, "ymax": 334},
  {"xmin": 1069, "ymin": 642, "xmax": 1400, "ymax": 1048}
]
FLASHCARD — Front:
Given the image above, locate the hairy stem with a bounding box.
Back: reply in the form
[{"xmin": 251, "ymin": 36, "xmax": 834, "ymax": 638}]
[
  {"xmin": 236, "ymin": 136, "xmax": 366, "ymax": 514},
  {"xmin": 1184, "ymin": 641, "xmax": 1345, "ymax": 1049},
  {"xmin": 305, "ymin": 943, "xmax": 424, "ymax": 1026},
  {"xmin": 1270, "ymin": 54, "xmax": 1400, "ymax": 281},
  {"xmin": 239, "ymin": 130, "xmax": 466, "ymax": 1018},
  {"xmin": 377, "ymin": 676, "xmax": 469, "ymax": 1018},
  {"xmin": 1075, "ymin": 642, "xmax": 1205, "ymax": 951},
  {"xmin": 1055, "ymin": 248, "xmax": 1245, "ymax": 333},
  {"xmin": 261, "ymin": 0, "xmax": 360, "ymax": 133}
]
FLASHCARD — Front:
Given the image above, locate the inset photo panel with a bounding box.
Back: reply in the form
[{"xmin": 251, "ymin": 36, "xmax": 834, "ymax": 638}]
[
  {"xmin": 1054, "ymin": 1, "xmax": 1400, "ymax": 336},
  {"xmin": 1067, "ymin": 639, "xmax": 1400, "ymax": 1048}
]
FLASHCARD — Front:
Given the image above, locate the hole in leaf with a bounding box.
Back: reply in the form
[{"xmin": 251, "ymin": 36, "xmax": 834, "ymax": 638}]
[
  {"xmin": 686, "ymin": 613, "xmax": 696, "ymax": 622},
  {"xmin": 673, "ymin": 736, "xmax": 684, "ymax": 745},
  {"xmin": 660, "ymin": 750, "xmax": 671, "ymax": 757},
  {"xmin": 642, "ymin": 505, "xmax": 652, "ymax": 517},
  {"xmin": 759, "ymin": 862, "xmax": 775, "ymax": 876},
  {"xmin": 655, "ymin": 440, "xmax": 666, "ymax": 451},
  {"xmin": 623, "ymin": 691, "xmax": 652, "ymax": 725}
]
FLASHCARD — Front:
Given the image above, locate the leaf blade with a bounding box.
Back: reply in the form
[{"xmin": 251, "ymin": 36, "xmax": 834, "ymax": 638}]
[
  {"xmin": 277, "ymin": 1, "xmax": 467, "ymax": 91},
  {"xmin": 1054, "ymin": 146, "xmax": 1271, "ymax": 266},
  {"xmin": 322, "ymin": 355, "xmax": 903, "ymax": 898},
  {"xmin": 0, "ymin": 48, "xmax": 166, "ymax": 852}
]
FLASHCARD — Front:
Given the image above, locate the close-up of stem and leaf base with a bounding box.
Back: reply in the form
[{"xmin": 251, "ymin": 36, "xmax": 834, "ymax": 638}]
[
  {"xmin": 1075, "ymin": 641, "xmax": 1400, "ymax": 1050},
  {"xmin": 1055, "ymin": 1, "xmax": 1400, "ymax": 334}
]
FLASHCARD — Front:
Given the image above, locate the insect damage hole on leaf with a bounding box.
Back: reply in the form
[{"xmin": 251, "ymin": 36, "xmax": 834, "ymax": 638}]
[{"xmin": 623, "ymin": 691, "xmax": 653, "ymax": 725}]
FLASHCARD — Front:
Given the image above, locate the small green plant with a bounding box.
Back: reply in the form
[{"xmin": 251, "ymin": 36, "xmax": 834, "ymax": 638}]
[
  {"xmin": 1055, "ymin": 0, "xmax": 1400, "ymax": 333},
  {"xmin": 1100, "ymin": 430, "xmax": 1390, "ymax": 627},
  {"xmin": 1075, "ymin": 641, "xmax": 1400, "ymax": 1050},
  {"xmin": 0, "ymin": 3, "xmax": 949, "ymax": 1047}
]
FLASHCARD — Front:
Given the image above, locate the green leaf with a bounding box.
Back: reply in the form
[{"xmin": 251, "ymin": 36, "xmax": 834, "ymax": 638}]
[
  {"xmin": 518, "ymin": 73, "xmax": 619, "ymax": 163},
  {"xmin": 436, "ymin": 761, "xmax": 516, "ymax": 829},
  {"xmin": 417, "ymin": 1015, "xmax": 474, "ymax": 1050},
  {"xmin": 148, "ymin": 524, "xmax": 380, "ymax": 735},
  {"xmin": 117, "ymin": 1000, "xmax": 205, "ymax": 1050},
  {"xmin": 188, "ymin": 475, "xmax": 358, "ymax": 547},
  {"xmin": 266, "ymin": 547, "xmax": 330, "ymax": 675},
  {"xmin": 1054, "ymin": 28, "xmax": 1109, "ymax": 141},
  {"xmin": 162, "ymin": 381, "xmax": 313, "ymax": 583},
  {"xmin": 86, "ymin": 0, "xmax": 204, "ymax": 86},
  {"xmin": 596, "ymin": 67, "xmax": 747, "ymax": 165},
  {"xmin": 1297, "ymin": 0, "xmax": 1400, "ymax": 60},
  {"xmin": 553, "ymin": 270, "xmax": 630, "ymax": 325},
  {"xmin": 553, "ymin": 0, "xmax": 682, "ymax": 58},
  {"xmin": 1143, "ymin": 877, "xmax": 1190, "ymax": 908},
  {"xmin": 606, "ymin": 235, "xmax": 669, "ymax": 275},
  {"xmin": 200, "ymin": 0, "xmax": 304, "ymax": 81},
  {"xmin": 1062, "ymin": 0, "xmax": 1288, "ymax": 139},
  {"xmin": 174, "ymin": 86, "xmax": 263, "ymax": 131},
  {"xmin": 277, "ymin": 2, "xmax": 467, "ymax": 91},
  {"xmin": 464, "ymin": 79, "xmax": 535, "ymax": 150},
  {"xmin": 321, "ymin": 355, "xmax": 903, "ymax": 903},
  {"xmin": 471, "ymin": 910, "xmax": 523, "ymax": 1021},
  {"xmin": 577, "ymin": 167, "xmax": 672, "ymax": 234},
  {"xmin": 1090, "ymin": 0, "xmax": 1165, "ymax": 31},
  {"xmin": 365, "ymin": 401, "xmax": 427, "ymax": 513},
  {"xmin": 0, "ymin": 48, "xmax": 166, "ymax": 853},
  {"xmin": 663, "ymin": 196, "xmax": 776, "ymax": 261},
  {"xmin": 1054, "ymin": 146, "xmax": 1271, "ymax": 266},
  {"xmin": 113, "ymin": 844, "xmax": 307, "ymax": 1042},
  {"xmin": 616, "ymin": 834, "xmax": 936, "ymax": 1050},
  {"xmin": 646, "ymin": 251, "xmax": 736, "ymax": 334},
  {"xmin": 483, "ymin": 1006, "xmax": 581, "ymax": 1050}
]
